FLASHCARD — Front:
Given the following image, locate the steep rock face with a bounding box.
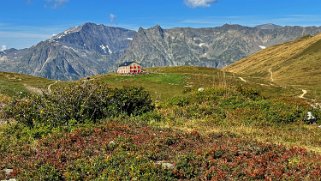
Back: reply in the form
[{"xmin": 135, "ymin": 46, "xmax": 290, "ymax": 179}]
[
  {"xmin": 0, "ymin": 23, "xmax": 136, "ymax": 80},
  {"xmin": 119, "ymin": 24, "xmax": 321, "ymax": 68}
]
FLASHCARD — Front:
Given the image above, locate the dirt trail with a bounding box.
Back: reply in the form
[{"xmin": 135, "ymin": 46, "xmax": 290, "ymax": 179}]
[
  {"xmin": 268, "ymin": 68, "xmax": 274, "ymax": 82},
  {"xmin": 297, "ymin": 90, "xmax": 321, "ymax": 109},
  {"xmin": 238, "ymin": 77, "xmax": 247, "ymax": 83},
  {"xmin": 235, "ymin": 70, "xmax": 319, "ymax": 109},
  {"xmin": 48, "ymin": 81, "xmax": 58, "ymax": 94},
  {"xmin": 298, "ymin": 89, "xmax": 308, "ymax": 99}
]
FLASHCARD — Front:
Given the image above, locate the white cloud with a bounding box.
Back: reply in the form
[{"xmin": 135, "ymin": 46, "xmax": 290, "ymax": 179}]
[
  {"xmin": 109, "ymin": 13, "xmax": 117, "ymax": 24},
  {"xmin": 185, "ymin": 0, "xmax": 217, "ymax": 8},
  {"xmin": 1, "ymin": 45, "xmax": 7, "ymax": 51},
  {"xmin": 46, "ymin": 0, "xmax": 69, "ymax": 9}
]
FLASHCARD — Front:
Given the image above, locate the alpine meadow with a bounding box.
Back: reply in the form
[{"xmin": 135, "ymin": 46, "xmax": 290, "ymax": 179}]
[{"xmin": 1, "ymin": 0, "xmax": 321, "ymax": 180}]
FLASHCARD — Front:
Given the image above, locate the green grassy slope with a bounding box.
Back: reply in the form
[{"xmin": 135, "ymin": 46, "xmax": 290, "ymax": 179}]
[
  {"xmin": 91, "ymin": 66, "xmax": 295, "ymax": 101},
  {"xmin": 92, "ymin": 66, "xmax": 230, "ymax": 101},
  {"xmin": 224, "ymin": 34, "xmax": 321, "ymax": 100},
  {"xmin": 0, "ymin": 72, "xmax": 54, "ymax": 97},
  {"xmin": 0, "ymin": 66, "xmax": 295, "ymax": 101}
]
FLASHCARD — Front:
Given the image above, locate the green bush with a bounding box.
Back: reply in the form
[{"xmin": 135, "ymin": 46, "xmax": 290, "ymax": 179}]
[
  {"xmin": 20, "ymin": 164, "xmax": 63, "ymax": 181},
  {"xmin": 99, "ymin": 151, "xmax": 172, "ymax": 180},
  {"xmin": 264, "ymin": 102, "xmax": 305, "ymax": 123},
  {"xmin": 175, "ymin": 153, "xmax": 203, "ymax": 179},
  {"xmin": 169, "ymin": 96, "xmax": 190, "ymax": 107},
  {"xmin": 236, "ymin": 86, "xmax": 261, "ymax": 100},
  {"xmin": 165, "ymin": 87, "xmax": 309, "ymax": 125},
  {"xmin": 113, "ymin": 87, "xmax": 154, "ymax": 116},
  {"xmin": 4, "ymin": 81, "xmax": 154, "ymax": 128}
]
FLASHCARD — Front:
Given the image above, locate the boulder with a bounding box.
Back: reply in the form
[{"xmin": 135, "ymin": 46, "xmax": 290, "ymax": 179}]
[
  {"xmin": 304, "ymin": 111, "xmax": 317, "ymax": 124},
  {"xmin": 198, "ymin": 87, "xmax": 205, "ymax": 92},
  {"xmin": 155, "ymin": 161, "xmax": 175, "ymax": 169}
]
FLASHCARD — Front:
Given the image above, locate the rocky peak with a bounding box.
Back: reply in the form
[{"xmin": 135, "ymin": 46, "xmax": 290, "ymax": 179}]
[
  {"xmin": 221, "ymin": 24, "xmax": 245, "ymax": 30},
  {"xmin": 151, "ymin": 24, "xmax": 163, "ymax": 30},
  {"xmin": 256, "ymin": 23, "xmax": 282, "ymax": 30},
  {"xmin": 145, "ymin": 25, "xmax": 165, "ymax": 38},
  {"xmin": 81, "ymin": 22, "xmax": 99, "ymax": 28},
  {"xmin": 138, "ymin": 27, "xmax": 145, "ymax": 33}
]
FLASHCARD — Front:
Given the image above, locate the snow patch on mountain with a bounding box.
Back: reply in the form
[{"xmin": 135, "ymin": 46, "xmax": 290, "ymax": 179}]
[
  {"xmin": 100, "ymin": 44, "xmax": 112, "ymax": 54},
  {"xmin": 199, "ymin": 43, "xmax": 208, "ymax": 48},
  {"xmin": 52, "ymin": 26, "xmax": 81, "ymax": 40},
  {"xmin": 259, "ymin": 45, "xmax": 266, "ymax": 49}
]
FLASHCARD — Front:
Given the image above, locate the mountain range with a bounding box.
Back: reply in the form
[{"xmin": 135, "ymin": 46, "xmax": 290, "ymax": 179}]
[{"xmin": 1, "ymin": 22, "xmax": 321, "ymax": 80}]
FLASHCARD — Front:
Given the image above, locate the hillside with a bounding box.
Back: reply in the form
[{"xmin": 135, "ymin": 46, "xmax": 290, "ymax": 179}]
[
  {"xmin": 225, "ymin": 33, "xmax": 321, "ymax": 100},
  {"xmin": 0, "ymin": 72, "xmax": 54, "ymax": 97},
  {"xmin": 1, "ymin": 66, "xmax": 321, "ymax": 180}
]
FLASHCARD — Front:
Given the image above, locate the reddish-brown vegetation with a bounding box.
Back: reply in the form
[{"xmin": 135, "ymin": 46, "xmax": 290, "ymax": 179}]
[{"xmin": 1, "ymin": 121, "xmax": 321, "ymax": 180}]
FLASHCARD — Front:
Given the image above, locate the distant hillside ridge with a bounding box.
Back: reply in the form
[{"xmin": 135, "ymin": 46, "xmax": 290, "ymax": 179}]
[{"xmin": 224, "ymin": 33, "xmax": 321, "ymax": 87}]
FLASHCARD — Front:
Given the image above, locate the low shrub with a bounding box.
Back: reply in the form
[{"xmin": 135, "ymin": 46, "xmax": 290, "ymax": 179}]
[
  {"xmin": 1, "ymin": 121, "xmax": 321, "ymax": 180},
  {"xmin": 113, "ymin": 87, "xmax": 154, "ymax": 116},
  {"xmin": 164, "ymin": 87, "xmax": 310, "ymax": 124},
  {"xmin": 99, "ymin": 151, "xmax": 173, "ymax": 180},
  {"xmin": 174, "ymin": 153, "xmax": 203, "ymax": 179},
  {"xmin": 4, "ymin": 81, "xmax": 154, "ymax": 128},
  {"xmin": 169, "ymin": 96, "xmax": 190, "ymax": 107},
  {"xmin": 236, "ymin": 86, "xmax": 261, "ymax": 100},
  {"xmin": 20, "ymin": 164, "xmax": 63, "ymax": 181}
]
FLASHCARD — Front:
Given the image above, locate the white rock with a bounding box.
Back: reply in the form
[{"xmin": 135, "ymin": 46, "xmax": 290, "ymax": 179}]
[
  {"xmin": 155, "ymin": 161, "xmax": 174, "ymax": 169},
  {"xmin": 198, "ymin": 87, "xmax": 205, "ymax": 92},
  {"xmin": 3, "ymin": 168, "xmax": 13, "ymax": 175}
]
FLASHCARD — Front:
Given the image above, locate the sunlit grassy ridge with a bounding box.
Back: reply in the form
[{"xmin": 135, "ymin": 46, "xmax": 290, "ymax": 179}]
[
  {"xmin": 92, "ymin": 66, "xmax": 296, "ymax": 101},
  {"xmin": 94, "ymin": 73, "xmax": 186, "ymax": 101},
  {"xmin": 225, "ymin": 34, "xmax": 321, "ymax": 100}
]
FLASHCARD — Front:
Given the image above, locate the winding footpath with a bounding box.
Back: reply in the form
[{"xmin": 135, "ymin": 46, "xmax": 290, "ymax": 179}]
[
  {"xmin": 268, "ymin": 68, "xmax": 274, "ymax": 82},
  {"xmin": 238, "ymin": 77, "xmax": 247, "ymax": 83},
  {"xmin": 297, "ymin": 89, "xmax": 321, "ymax": 109},
  {"xmin": 298, "ymin": 89, "xmax": 308, "ymax": 99},
  {"xmin": 48, "ymin": 81, "xmax": 58, "ymax": 94}
]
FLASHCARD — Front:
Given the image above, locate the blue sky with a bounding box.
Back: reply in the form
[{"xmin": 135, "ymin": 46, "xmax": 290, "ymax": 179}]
[{"xmin": 1, "ymin": 0, "xmax": 321, "ymax": 49}]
